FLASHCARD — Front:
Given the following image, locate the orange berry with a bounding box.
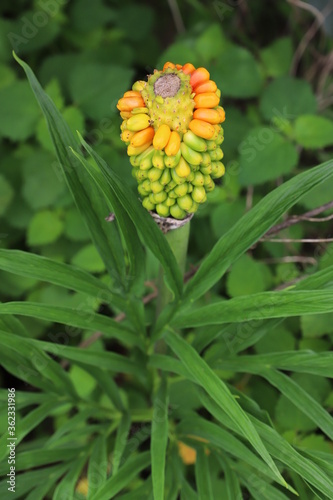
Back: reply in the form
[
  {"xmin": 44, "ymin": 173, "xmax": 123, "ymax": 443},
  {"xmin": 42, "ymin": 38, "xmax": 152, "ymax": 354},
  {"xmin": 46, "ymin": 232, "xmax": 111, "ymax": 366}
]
[
  {"xmin": 189, "ymin": 119, "xmax": 215, "ymax": 139},
  {"xmin": 194, "ymin": 80, "xmax": 217, "ymax": 94},
  {"xmin": 194, "ymin": 92, "xmax": 220, "ymax": 109},
  {"xmin": 182, "ymin": 63, "xmax": 196, "ymax": 75},
  {"xmin": 178, "ymin": 442, "xmax": 196, "ymax": 465},
  {"xmin": 127, "ymin": 141, "xmax": 152, "ymax": 156},
  {"xmin": 165, "ymin": 131, "xmax": 181, "ymax": 156},
  {"xmin": 130, "ymin": 127, "xmax": 155, "ymax": 147},
  {"xmin": 120, "ymin": 111, "xmax": 132, "ymax": 119},
  {"xmin": 190, "ymin": 68, "xmax": 210, "ymax": 89},
  {"xmin": 123, "ymin": 90, "xmax": 142, "ymax": 98},
  {"xmin": 121, "ymin": 129, "xmax": 135, "ymax": 142},
  {"xmin": 117, "ymin": 96, "xmax": 145, "ymax": 111},
  {"xmin": 217, "ymin": 106, "xmax": 226, "ymax": 123},
  {"xmin": 153, "ymin": 124, "xmax": 171, "ymax": 150},
  {"xmin": 175, "ymin": 64, "xmax": 183, "ymax": 70},
  {"xmin": 193, "ymin": 108, "xmax": 221, "ymax": 124},
  {"xmin": 163, "ymin": 62, "xmax": 175, "ymax": 71}
]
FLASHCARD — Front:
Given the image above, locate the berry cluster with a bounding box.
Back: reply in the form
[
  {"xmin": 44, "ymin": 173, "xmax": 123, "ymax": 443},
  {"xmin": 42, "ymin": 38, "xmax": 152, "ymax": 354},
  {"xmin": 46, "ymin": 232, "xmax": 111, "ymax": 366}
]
[{"xmin": 117, "ymin": 62, "xmax": 225, "ymax": 219}]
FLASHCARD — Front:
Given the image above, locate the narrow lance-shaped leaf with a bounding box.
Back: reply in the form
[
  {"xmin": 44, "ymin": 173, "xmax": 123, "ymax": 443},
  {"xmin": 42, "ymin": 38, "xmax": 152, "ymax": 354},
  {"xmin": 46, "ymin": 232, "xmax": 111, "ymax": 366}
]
[
  {"xmin": 71, "ymin": 143, "xmax": 145, "ymax": 294},
  {"xmin": 0, "ymin": 330, "xmax": 78, "ymax": 399},
  {"xmin": 262, "ymin": 369, "xmax": 333, "ymax": 441},
  {"xmin": 112, "ymin": 412, "xmax": 131, "ymax": 476},
  {"xmin": 0, "ymin": 302, "xmax": 144, "ymax": 350},
  {"xmin": 195, "ymin": 448, "xmax": 214, "ymax": 500},
  {"xmin": 164, "ymin": 329, "xmax": 288, "ymax": 489},
  {"xmin": 13, "ymin": 53, "xmax": 127, "ymax": 289},
  {"xmin": 90, "ymin": 451, "xmax": 151, "ymax": 500},
  {"xmin": 88, "ymin": 435, "xmax": 108, "ymax": 499},
  {"xmin": 173, "ymin": 290, "xmax": 333, "ymax": 328},
  {"xmin": 53, "ymin": 455, "xmax": 87, "ymax": 500},
  {"xmin": 78, "ymin": 134, "xmax": 184, "ymax": 300},
  {"xmin": 211, "ymin": 351, "xmax": 333, "ymax": 378},
  {"xmin": 184, "ymin": 159, "xmax": 333, "ymax": 303},
  {"xmin": 151, "ymin": 375, "xmax": 169, "ymax": 500},
  {"xmin": 192, "ymin": 262, "xmax": 333, "ymax": 354},
  {"xmin": 198, "ymin": 390, "xmax": 333, "ymax": 498},
  {"xmin": 0, "ymin": 249, "xmax": 126, "ymax": 310}
]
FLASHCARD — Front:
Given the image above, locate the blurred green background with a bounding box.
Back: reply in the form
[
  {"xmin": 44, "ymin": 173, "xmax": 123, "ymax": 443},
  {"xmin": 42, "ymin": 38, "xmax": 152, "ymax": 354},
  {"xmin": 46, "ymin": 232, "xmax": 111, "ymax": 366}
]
[{"xmin": 1, "ymin": 0, "xmax": 333, "ymax": 442}]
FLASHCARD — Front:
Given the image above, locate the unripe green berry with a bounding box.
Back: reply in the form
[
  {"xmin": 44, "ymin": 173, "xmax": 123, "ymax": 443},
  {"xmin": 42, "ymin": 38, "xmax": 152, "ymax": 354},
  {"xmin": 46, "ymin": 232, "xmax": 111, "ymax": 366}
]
[
  {"xmin": 142, "ymin": 196, "xmax": 155, "ymax": 211},
  {"xmin": 154, "ymin": 191, "xmax": 167, "ymax": 203},
  {"xmin": 170, "ymin": 204, "xmax": 186, "ymax": 220},
  {"xmin": 160, "ymin": 169, "xmax": 171, "ymax": 186},
  {"xmin": 205, "ymin": 180, "xmax": 215, "ymax": 191},
  {"xmin": 168, "ymin": 189, "xmax": 177, "ymax": 199},
  {"xmin": 136, "ymin": 170, "xmax": 148, "ymax": 181},
  {"xmin": 206, "ymin": 140, "xmax": 217, "ymax": 151},
  {"xmin": 192, "ymin": 186, "xmax": 207, "ymax": 203},
  {"xmin": 177, "ymin": 194, "xmax": 193, "ymax": 211},
  {"xmin": 165, "ymin": 196, "xmax": 176, "ymax": 207},
  {"xmin": 137, "ymin": 184, "xmax": 149, "ymax": 197},
  {"xmin": 148, "ymin": 167, "xmax": 163, "ymax": 182},
  {"xmin": 200, "ymin": 164, "xmax": 212, "ymax": 175},
  {"xmin": 141, "ymin": 179, "xmax": 152, "ymax": 192},
  {"xmin": 151, "ymin": 181, "xmax": 164, "ymax": 193},
  {"xmin": 174, "ymin": 184, "xmax": 188, "ymax": 197},
  {"xmin": 192, "ymin": 172, "xmax": 205, "ymax": 186},
  {"xmin": 156, "ymin": 203, "xmax": 170, "ymax": 217},
  {"xmin": 187, "ymin": 201, "xmax": 199, "ymax": 213}
]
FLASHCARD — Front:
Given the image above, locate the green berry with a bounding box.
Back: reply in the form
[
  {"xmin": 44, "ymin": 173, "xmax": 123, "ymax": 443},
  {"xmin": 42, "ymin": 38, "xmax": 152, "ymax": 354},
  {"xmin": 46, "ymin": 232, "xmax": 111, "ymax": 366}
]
[{"xmin": 177, "ymin": 194, "xmax": 193, "ymax": 211}]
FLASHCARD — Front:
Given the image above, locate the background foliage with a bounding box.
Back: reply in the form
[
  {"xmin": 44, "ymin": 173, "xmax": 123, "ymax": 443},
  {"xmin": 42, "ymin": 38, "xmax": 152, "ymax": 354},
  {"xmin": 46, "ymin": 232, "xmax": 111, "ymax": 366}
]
[{"xmin": 1, "ymin": 0, "xmax": 333, "ymax": 498}]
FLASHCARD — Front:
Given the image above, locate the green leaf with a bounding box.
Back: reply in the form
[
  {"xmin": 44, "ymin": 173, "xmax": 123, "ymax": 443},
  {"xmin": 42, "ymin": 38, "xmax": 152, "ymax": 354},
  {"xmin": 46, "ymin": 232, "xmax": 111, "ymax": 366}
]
[
  {"xmin": 0, "ymin": 249, "xmax": 126, "ymax": 310},
  {"xmin": 0, "ymin": 81, "xmax": 40, "ymax": 140},
  {"xmin": 164, "ymin": 329, "xmax": 286, "ymax": 487},
  {"xmin": 112, "ymin": 412, "xmax": 131, "ymax": 476},
  {"xmin": 260, "ymin": 76, "xmax": 317, "ymax": 122},
  {"xmin": 177, "ymin": 415, "xmax": 276, "ymax": 484},
  {"xmin": 0, "ymin": 174, "xmax": 14, "ymax": 216},
  {"xmin": 37, "ymin": 105, "xmax": 85, "ymax": 152},
  {"xmin": 36, "ymin": 338, "xmax": 142, "ymax": 374},
  {"xmin": 302, "ymin": 311, "xmax": 333, "ymax": 339},
  {"xmin": 90, "ymin": 451, "xmax": 151, "ymax": 500},
  {"xmin": 174, "ymin": 290, "xmax": 333, "ymax": 328},
  {"xmin": 211, "ymin": 350, "xmax": 333, "ymax": 378},
  {"xmin": 260, "ymin": 37, "xmax": 293, "ymax": 77},
  {"xmin": 272, "ymin": 372, "xmax": 332, "ymax": 436},
  {"xmin": 14, "ymin": 53, "xmax": 127, "ymax": 289},
  {"xmin": 71, "ymin": 244, "xmax": 106, "ymax": 273},
  {"xmin": 217, "ymin": 457, "xmax": 242, "ymax": 500},
  {"xmin": 88, "ymin": 435, "xmax": 108, "ymax": 499},
  {"xmin": 68, "ymin": 63, "xmax": 133, "ymax": 120},
  {"xmin": 64, "ymin": 208, "xmax": 90, "ymax": 242},
  {"xmin": 212, "ymin": 45, "xmax": 263, "ymax": 98},
  {"xmin": 27, "ymin": 210, "xmax": 64, "ymax": 246},
  {"xmin": 294, "ymin": 114, "xmax": 333, "ymax": 149},
  {"xmin": 151, "ymin": 376, "xmax": 169, "ymax": 500},
  {"xmin": 199, "ymin": 391, "xmax": 333, "ymax": 498},
  {"xmin": 0, "ymin": 302, "xmax": 142, "ymax": 347},
  {"xmin": 195, "ymin": 449, "xmax": 214, "ymax": 500},
  {"xmin": 0, "ymin": 464, "xmax": 68, "ymax": 500},
  {"xmin": 183, "ymin": 159, "xmax": 333, "ymax": 304},
  {"xmin": 71, "ymin": 142, "xmax": 145, "ymax": 294},
  {"xmin": 77, "ymin": 135, "xmax": 183, "ymax": 300},
  {"xmin": 195, "ymin": 24, "xmax": 227, "ymax": 61},
  {"xmin": 0, "ymin": 447, "xmax": 83, "ymax": 474},
  {"xmin": 236, "ymin": 461, "xmax": 290, "ymax": 500},
  {"xmin": 0, "ymin": 401, "xmax": 69, "ymax": 462},
  {"xmin": 211, "ymin": 200, "xmax": 245, "ymax": 240},
  {"xmin": 238, "ymin": 127, "xmax": 298, "ymax": 186},
  {"xmin": 21, "ymin": 151, "xmax": 66, "ymax": 210},
  {"xmin": 226, "ymin": 254, "xmax": 272, "ymax": 297},
  {"xmin": 53, "ymin": 455, "xmax": 87, "ymax": 500}
]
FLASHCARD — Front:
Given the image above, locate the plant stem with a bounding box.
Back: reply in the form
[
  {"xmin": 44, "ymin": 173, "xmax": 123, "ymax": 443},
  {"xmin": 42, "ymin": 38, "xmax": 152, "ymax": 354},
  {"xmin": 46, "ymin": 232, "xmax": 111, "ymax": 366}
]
[{"xmin": 156, "ymin": 221, "xmax": 191, "ymax": 317}]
